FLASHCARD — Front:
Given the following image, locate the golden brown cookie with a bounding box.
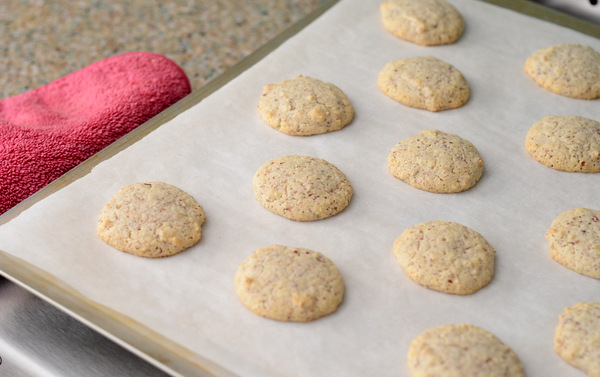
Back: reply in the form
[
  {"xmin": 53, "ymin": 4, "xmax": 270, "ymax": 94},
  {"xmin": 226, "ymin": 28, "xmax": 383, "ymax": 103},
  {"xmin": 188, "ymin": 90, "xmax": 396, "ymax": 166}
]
[
  {"xmin": 407, "ymin": 324, "xmax": 525, "ymax": 377},
  {"xmin": 393, "ymin": 221, "xmax": 495, "ymax": 295},
  {"xmin": 257, "ymin": 75, "xmax": 354, "ymax": 136},
  {"xmin": 380, "ymin": 0, "xmax": 464, "ymax": 46},
  {"xmin": 545, "ymin": 207, "xmax": 600, "ymax": 279},
  {"xmin": 378, "ymin": 56, "xmax": 470, "ymax": 112},
  {"xmin": 525, "ymin": 115, "xmax": 600, "ymax": 173},
  {"xmin": 555, "ymin": 302, "xmax": 600, "ymax": 377},
  {"xmin": 97, "ymin": 182, "xmax": 206, "ymax": 258},
  {"xmin": 234, "ymin": 244, "xmax": 345, "ymax": 322},
  {"xmin": 388, "ymin": 130, "xmax": 484, "ymax": 193},
  {"xmin": 524, "ymin": 44, "xmax": 600, "ymax": 99},
  {"xmin": 252, "ymin": 155, "xmax": 353, "ymax": 221}
]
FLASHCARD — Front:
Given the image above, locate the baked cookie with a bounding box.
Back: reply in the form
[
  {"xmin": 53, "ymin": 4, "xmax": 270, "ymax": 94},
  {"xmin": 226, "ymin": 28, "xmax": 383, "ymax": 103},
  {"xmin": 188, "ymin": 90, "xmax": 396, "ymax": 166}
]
[
  {"xmin": 380, "ymin": 0, "xmax": 464, "ymax": 46},
  {"xmin": 252, "ymin": 155, "xmax": 353, "ymax": 221},
  {"xmin": 234, "ymin": 244, "xmax": 345, "ymax": 322},
  {"xmin": 97, "ymin": 182, "xmax": 206, "ymax": 258},
  {"xmin": 555, "ymin": 302, "xmax": 600, "ymax": 377},
  {"xmin": 524, "ymin": 44, "xmax": 600, "ymax": 99},
  {"xmin": 407, "ymin": 324, "xmax": 525, "ymax": 377},
  {"xmin": 393, "ymin": 221, "xmax": 495, "ymax": 295},
  {"xmin": 378, "ymin": 56, "xmax": 469, "ymax": 112},
  {"xmin": 545, "ymin": 207, "xmax": 600, "ymax": 279},
  {"xmin": 525, "ymin": 115, "xmax": 600, "ymax": 173},
  {"xmin": 388, "ymin": 130, "xmax": 483, "ymax": 193},
  {"xmin": 257, "ymin": 75, "xmax": 354, "ymax": 136}
]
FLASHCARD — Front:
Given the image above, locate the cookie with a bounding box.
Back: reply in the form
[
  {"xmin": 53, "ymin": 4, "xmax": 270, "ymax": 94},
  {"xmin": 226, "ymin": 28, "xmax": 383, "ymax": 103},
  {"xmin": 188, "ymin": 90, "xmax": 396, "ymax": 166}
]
[
  {"xmin": 257, "ymin": 75, "xmax": 354, "ymax": 136},
  {"xmin": 545, "ymin": 207, "xmax": 600, "ymax": 279},
  {"xmin": 555, "ymin": 302, "xmax": 600, "ymax": 377},
  {"xmin": 380, "ymin": 0, "xmax": 464, "ymax": 46},
  {"xmin": 525, "ymin": 115, "xmax": 600, "ymax": 173},
  {"xmin": 234, "ymin": 244, "xmax": 345, "ymax": 322},
  {"xmin": 388, "ymin": 130, "xmax": 484, "ymax": 193},
  {"xmin": 407, "ymin": 324, "xmax": 525, "ymax": 377},
  {"xmin": 377, "ymin": 56, "xmax": 470, "ymax": 112},
  {"xmin": 393, "ymin": 221, "xmax": 495, "ymax": 295},
  {"xmin": 252, "ymin": 155, "xmax": 353, "ymax": 221},
  {"xmin": 524, "ymin": 44, "xmax": 600, "ymax": 99},
  {"xmin": 97, "ymin": 182, "xmax": 206, "ymax": 258}
]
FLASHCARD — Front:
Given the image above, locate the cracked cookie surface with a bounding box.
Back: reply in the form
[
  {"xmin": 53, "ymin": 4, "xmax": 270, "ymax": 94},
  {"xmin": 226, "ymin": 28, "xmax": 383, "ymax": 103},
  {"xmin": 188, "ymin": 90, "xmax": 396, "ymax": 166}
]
[
  {"xmin": 377, "ymin": 56, "xmax": 469, "ymax": 112},
  {"xmin": 524, "ymin": 44, "xmax": 600, "ymax": 99},
  {"xmin": 545, "ymin": 207, "xmax": 600, "ymax": 279},
  {"xmin": 393, "ymin": 221, "xmax": 495, "ymax": 295},
  {"xmin": 555, "ymin": 302, "xmax": 600, "ymax": 377},
  {"xmin": 97, "ymin": 182, "xmax": 205, "ymax": 258},
  {"xmin": 407, "ymin": 324, "xmax": 525, "ymax": 377},
  {"xmin": 252, "ymin": 155, "xmax": 353, "ymax": 221},
  {"xmin": 388, "ymin": 130, "xmax": 483, "ymax": 193},
  {"xmin": 526, "ymin": 115, "xmax": 600, "ymax": 173},
  {"xmin": 257, "ymin": 75, "xmax": 354, "ymax": 136},
  {"xmin": 234, "ymin": 244, "xmax": 345, "ymax": 322},
  {"xmin": 380, "ymin": 0, "xmax": 464, "ymax": 46}
]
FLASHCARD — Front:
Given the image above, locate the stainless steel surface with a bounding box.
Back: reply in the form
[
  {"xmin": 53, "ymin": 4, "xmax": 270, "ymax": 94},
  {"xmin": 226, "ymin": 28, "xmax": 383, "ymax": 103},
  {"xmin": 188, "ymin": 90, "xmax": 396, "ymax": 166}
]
[
  {"xmin": 534, "ymin": 0, "xmax": 600, "ymax": 24},
  {"xmin": 0, "ymin": 277, "xmax": 169, "ymax": 377}
]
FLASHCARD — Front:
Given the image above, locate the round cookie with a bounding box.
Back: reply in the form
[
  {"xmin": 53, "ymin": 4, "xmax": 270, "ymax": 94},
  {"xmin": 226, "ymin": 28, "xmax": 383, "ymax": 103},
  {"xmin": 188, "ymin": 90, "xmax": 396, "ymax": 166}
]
[
  {"xmin": 252, "ymin": 155, "xmax": 353, "ymax": 221},
  {"xmin": 257, "ymin": 75, "xmax": 354, "ymax": 136},
  {"xmin": 380, "ymin": 0, "xmax": 464, "ymax": 46},
  {"xmin": 388, "ymin": 130, "xmax": 484, "ymax": 193},
  {"xmin": 234, "ymin": 244, "xmax": 345, "ymax": 322},
  {"xmin": 525, "ymin": 115, "xmax": 600, "ymax": 173},
  {"xmin": 378, "ymin": 56, "xmax": 470, "ymax": 112},
  {"xmin": 97, "ymin": 182, "xmax": 206, "ymax": 258},
  {"xmin": 545, "ymin": 207, "xmax": 600, "ymax": 279},
  {"xmin": 407, "ymin": 324, "xmax": 525, "ymax": 377},
  {"xmin": 555, "ymin": 302, "xmax": 600, "ymax": 377},
  {"xmin": 524, "ymin": 44, "xmax": 600, "ymax": 99},
  {"xmin": 393, "ymin": 221, "xmax": 495, "ymax": 295}
]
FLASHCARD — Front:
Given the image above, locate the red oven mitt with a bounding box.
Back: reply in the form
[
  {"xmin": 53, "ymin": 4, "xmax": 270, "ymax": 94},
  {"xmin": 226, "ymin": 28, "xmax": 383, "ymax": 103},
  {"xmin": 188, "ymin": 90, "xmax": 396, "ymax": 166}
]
[{"xmin": 0, "ymin": 52, "xmax": 191, "ymax": 214}]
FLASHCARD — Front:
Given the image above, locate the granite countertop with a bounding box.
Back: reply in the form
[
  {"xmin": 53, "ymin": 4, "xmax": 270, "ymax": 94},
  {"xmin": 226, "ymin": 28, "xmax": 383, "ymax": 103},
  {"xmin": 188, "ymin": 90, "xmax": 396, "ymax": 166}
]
[{"xmin": 0, "ymin": 0, "xmax": 326, "ymax": 99}]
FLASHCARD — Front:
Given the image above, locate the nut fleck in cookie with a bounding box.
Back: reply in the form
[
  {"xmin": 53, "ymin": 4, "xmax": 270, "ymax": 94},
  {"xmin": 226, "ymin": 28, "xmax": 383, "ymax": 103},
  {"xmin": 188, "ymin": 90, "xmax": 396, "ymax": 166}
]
[
  {"xmin": 380, "ymin": 0, "xmax": 464, "ymax": 46},
  {"xmin": 393, "ymin": 221, "xmax": 495, "ymax": 295},
  {"xmin": 97, "ymin": 182, "xmax": 206, "ymax": 258},
  {"xmin": 257, "ymin": 75, "xmax": 354, "ymax": 136},
  {"xmin": 378, "ymin": 56, "xmax": 469, "ymax": 112},
  {"xmin": 388, "ymin": 130, "xmax": 483, "ymax": 193},
  {"xmin": 555, "ymin": 302, "xmax": 600, "ymax": 377},
  {"xmin": 545, "ymin": 207, "xmax": 600, "ymax": 279},
  {"xmin": 234, "ymin": 244, "xmax": 345, "ymax": 322},
  {"xmin": 252, "ymin": 155, "xmax": 353, "ymax": 221},
  {"xmin": 526, "ymin": 115, "xmax": 600, "ymax": 173},
  {"xmin": 525, "ymin": 44, "xmax": 600, "ymax": 99},
  {"xmin": 407, "ymin": 324, "xmax": 525, "ymax": 377}
]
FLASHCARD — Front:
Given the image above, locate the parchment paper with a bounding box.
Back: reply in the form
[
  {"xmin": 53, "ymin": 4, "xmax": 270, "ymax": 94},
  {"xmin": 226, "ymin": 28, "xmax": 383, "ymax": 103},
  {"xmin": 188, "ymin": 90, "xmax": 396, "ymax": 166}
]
[{"xmin": 1, "ymin": 0, "xmax": 599, "ymax": 376}]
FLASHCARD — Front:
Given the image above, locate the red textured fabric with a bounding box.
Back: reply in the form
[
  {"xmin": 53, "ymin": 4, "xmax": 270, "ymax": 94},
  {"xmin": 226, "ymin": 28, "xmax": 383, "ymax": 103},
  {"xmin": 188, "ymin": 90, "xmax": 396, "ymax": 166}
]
[{"xmin": 0, "ymin": 52, "xmax": 191, "ymax": 214}]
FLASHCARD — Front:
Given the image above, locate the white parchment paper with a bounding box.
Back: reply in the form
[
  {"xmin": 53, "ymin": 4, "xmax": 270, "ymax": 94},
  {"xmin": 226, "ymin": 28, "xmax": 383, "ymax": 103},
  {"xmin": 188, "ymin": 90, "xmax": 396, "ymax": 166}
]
[{"xmin": 1, "ymin": 0, "xmax": 599, "ymax": 376}]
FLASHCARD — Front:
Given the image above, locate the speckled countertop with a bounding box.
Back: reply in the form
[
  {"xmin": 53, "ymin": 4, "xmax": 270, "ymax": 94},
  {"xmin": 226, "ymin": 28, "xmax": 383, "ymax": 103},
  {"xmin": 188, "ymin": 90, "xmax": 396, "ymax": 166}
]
[{"xmin": 1, "ymin": 0, "xmax": 326, "ymax": 99}]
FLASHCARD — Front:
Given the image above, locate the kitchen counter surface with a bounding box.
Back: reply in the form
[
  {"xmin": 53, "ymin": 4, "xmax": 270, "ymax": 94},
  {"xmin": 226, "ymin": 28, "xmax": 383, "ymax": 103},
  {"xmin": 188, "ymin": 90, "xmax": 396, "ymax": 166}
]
[{"xmin": 1, "ymin": 0, "xmax": 325, "ymax": 99}]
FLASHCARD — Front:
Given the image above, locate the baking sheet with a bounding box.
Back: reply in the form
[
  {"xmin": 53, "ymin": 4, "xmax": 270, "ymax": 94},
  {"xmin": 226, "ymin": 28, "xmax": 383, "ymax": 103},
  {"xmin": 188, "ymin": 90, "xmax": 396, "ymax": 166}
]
[{"xmin": 1, "ymin": 0, "xmax": 599, "ymax": 376}]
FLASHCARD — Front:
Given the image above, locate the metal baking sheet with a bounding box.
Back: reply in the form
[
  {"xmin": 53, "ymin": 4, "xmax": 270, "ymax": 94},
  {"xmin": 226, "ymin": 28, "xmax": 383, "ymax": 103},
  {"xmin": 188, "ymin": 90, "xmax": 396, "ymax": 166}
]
[{"xmin": 0, "ymin": 1, "xmax": 599, "ymax": 376}]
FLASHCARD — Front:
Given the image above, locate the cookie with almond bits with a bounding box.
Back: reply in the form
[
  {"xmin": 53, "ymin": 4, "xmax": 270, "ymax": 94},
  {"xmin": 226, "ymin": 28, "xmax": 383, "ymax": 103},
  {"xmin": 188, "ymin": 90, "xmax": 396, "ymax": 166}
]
[
  {"xmin": 524, "ymin": 44, "xmax": 600, "ymax": 99},
  {"xmin": 378, "ymin": 56, "xmax": 470, "ymax": 112},
  {"xmin": 97, "ymin": 182, "xmax": 205, "ymax": 258},
  {"xmin": 407, "ymin": 324, "xmax": 525, "ymax": 377},
  {"xmin": 252, "ymin": 155, "xmax": 353, "ymax": 221},
  {"xmin": 257, "ymin": 75, "xmax": 354, "ymax": 136},
  {"xmin": 393, "ymin": 221, "xmax": 495, "ymax": 295},
  {"xmin": 380, "ymin": 0, "xmax": 464, "ymax": 46},
  {"xmin": 545, "ymin": 207, "xmax": 600, "ymax": 279},
  {"xmin": 234, "ymin": 244, "xmax": 345, "ymax": 322}
]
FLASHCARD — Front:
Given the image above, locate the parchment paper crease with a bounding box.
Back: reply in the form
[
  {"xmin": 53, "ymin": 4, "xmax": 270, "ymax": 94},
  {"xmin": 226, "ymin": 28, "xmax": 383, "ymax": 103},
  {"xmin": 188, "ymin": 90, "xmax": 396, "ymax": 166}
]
[{"xmin": 0, "ymin": 0, "xmax": 599, "ymax": 376}]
